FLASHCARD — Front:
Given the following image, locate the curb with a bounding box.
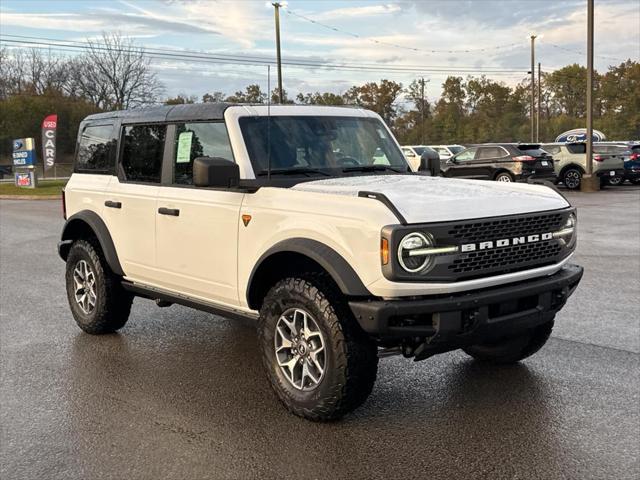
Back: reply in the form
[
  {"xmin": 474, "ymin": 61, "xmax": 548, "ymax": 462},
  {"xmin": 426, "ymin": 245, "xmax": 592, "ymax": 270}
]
[{"xmin": 0, "ymin": 195, "xmax": 61, "ymax": 200}]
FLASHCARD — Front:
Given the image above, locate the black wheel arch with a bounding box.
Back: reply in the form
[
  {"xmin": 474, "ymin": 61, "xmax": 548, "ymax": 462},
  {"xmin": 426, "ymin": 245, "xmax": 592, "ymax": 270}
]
[
  {"xmin": 58, "ymin": 210, "xmax": 124, "ymax": 276},
  {"xmin": 247, "ymin": 238, "xmax": 371, "ymax": 310}
]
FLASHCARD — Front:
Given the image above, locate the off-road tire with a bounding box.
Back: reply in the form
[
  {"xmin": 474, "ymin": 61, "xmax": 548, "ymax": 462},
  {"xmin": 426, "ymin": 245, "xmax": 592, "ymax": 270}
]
[
  {"xmin": 258, "ymin": 275, "xmax": 378, "ymax": 421},
  {"xmin": 494, "ymin": 172, "xmax": 514, "ymax": 182},
  {"xmin": 65, "ymin": 239, "xmax": 133, "ymax": 334},
  {"xmin": 462, "ymin": 320, "xmax": 554, "ymax": 364},
  {"xmin": 563, "ymin": 168, "xmax": 582, "ymax": 190}
]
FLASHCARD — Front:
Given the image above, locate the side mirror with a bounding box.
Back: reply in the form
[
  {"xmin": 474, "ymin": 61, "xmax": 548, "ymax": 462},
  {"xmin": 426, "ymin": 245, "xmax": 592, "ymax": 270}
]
[
  {"xmin": 193, "ymin": 157, "xmax": 239, "ymax": 188},
  {"xmin": 419, "ymin": 150, "xmax": 441, "ymax": 176}
]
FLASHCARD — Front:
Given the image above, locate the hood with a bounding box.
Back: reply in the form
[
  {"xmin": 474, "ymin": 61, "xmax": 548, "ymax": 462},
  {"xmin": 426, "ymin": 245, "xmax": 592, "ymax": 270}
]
[{"xmin": 292, "ymin": 175, "xmax": 570, "ymax": 224}]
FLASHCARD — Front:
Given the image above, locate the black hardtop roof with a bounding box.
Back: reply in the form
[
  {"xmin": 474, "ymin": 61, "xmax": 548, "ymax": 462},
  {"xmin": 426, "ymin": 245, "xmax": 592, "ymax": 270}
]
[
  {"xmin": 83, "ymin": 102, "xmax": 235, "ymax": 124},
  {"xmin": 82, "ymin": 102, "xmax": 363, "ymax": 125}
]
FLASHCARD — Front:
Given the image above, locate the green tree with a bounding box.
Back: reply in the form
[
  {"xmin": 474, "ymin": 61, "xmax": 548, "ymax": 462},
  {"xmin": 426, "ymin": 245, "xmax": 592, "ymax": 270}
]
[{"xmin": 343, "ymin": 80, "xmax": 403, "ymax": 125}]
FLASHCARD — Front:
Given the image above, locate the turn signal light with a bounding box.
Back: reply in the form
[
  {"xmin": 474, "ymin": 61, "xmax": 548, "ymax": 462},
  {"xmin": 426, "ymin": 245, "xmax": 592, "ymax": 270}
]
[
  {"xmin": 381, "ymin": 238, "xmax": 390, "ymax": 265},
  {"xmin": 594, "ymin": 155, "xmax": 604, "ymax": 162}
]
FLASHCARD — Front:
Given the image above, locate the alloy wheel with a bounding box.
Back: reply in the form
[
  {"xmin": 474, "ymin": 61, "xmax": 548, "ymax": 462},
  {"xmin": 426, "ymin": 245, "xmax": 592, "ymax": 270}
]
[
  {"xmin": 73, "ymin": 260, "xmax": 97, "ymax": 314},
  {"xmin": 564, "ymin": 170, "xmax": 581, "ymax": 189},
  {"xmin": 274, "ymin": 308, "xmax": 326, "ymax": 391}
]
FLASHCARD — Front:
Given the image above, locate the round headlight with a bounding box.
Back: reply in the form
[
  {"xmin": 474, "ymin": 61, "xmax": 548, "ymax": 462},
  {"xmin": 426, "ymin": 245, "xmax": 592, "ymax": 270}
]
[
  {"xmin": 397, "ymin": 232, "xmax": 434, "ymax": 273},
  {"xmin": 565, "ymin": 213, "xmax": 577, "ymax": 247}
]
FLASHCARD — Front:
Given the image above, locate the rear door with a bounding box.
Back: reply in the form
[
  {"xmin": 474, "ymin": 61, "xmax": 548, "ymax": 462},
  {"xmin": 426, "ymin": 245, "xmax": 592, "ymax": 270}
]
[
  {"xmin": 103, "ymin": 123, "xmax": 166, "ymax": 284},
  {"xmin": 475, "ymin": 146, "xmax": 507, "ymax": 179},
  {"xmin": 154, "ymin": 121, "xmax": 244, "ymax": 306}
]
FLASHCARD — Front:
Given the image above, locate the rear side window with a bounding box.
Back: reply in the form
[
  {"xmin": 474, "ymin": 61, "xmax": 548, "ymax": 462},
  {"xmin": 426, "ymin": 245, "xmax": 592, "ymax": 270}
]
[
  {"xmin": 516, "ymin": 144, "xmax": 546, "ymax": 156},
  {"xmin": 121, "ymin": 124, "xmax": 166, "ymax": 183},
  {"xmin": 76, "ymin": 124, "xmax": 115, "ymax": 173},
  {"xmin": 477, "ymin": 147, "xmax": 504, "ymax": 159},
  {"xmin": 543, "ymin": 145, "xmax": 561, "ymax": 154},
  {"xmin": 566, "ymin": 143, "xmax": 586, "ymax": 154},
  {"xmin": 173, "ymin": 122, "xmax": 234, "ymax": 185}
]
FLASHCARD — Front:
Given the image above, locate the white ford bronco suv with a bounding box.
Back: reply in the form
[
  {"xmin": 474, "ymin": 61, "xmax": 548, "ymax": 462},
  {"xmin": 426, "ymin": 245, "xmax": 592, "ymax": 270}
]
[{"xmin": 59, "ymin": 104, "xmax": 583, "ymax": 421}]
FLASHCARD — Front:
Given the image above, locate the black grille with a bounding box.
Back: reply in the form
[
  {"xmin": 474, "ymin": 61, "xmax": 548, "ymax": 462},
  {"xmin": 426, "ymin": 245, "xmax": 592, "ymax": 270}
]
[
  {"xmin": 448, "ymin": 213, "xmax": 564, "ymax": 244},
  {"xmin": 449, "ymin": 241, "xmax": 563, "ymax": 275}
]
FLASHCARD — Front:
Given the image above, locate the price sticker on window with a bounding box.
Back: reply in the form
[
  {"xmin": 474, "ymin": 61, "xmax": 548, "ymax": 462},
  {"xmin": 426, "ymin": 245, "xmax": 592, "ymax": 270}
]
[{"xmin": 176, "ymin": 131, "xmax": 193, "ymax": 163}]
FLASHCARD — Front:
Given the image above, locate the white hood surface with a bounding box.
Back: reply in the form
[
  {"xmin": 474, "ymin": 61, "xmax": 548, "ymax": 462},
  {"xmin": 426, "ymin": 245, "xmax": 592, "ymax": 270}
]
[{"xmin": 292, "ymin": 175, "xmax": 570, "ymax": 224}]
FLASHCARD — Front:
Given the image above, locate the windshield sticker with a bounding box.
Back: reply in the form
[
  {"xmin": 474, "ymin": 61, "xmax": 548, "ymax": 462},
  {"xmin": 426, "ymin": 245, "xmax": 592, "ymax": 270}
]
[{"xmin": 176, "ymin": 131, "xmax": 193, "ymax": 163}]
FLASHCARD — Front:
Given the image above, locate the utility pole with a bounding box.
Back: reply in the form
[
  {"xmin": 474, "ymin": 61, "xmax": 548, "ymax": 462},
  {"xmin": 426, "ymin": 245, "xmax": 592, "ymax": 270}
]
[
  {"xmin": 582, "ymin": 0, "xmax": 598, "ymax": 191},
  {"xmin": 272, "ymin": 2, "xmax": 284, "ymax": 104},
  {"xmin": 420, "ymin": 77, "xmax": 425, "ymax": 145},
  {"xmin": 530, "ymin": 35, "xmax": 536, "ymax": 142},
  {"xmin": 537, "ymin": 62, "xmax": 541, "ymax": 142}
]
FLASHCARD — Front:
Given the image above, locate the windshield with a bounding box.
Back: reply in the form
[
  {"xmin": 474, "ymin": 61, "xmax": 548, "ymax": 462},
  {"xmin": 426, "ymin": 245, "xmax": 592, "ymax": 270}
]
[
  {"xmin": 239, "ymin": 116, "xmax": 408, "ymax": 175},
  {"xmin": 449, "ymin": 146, "xmax": 464, "ymax": 155},
  {"xmin": 412, "ymin": 147, "xmax": 426, "ymax": 155}
]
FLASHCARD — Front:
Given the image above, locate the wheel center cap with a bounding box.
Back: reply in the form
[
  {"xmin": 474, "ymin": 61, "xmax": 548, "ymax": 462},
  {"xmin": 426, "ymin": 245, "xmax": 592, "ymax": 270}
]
[{"xmin": 297, "ymin": 342, "xmax": 307, "ymax": 355}]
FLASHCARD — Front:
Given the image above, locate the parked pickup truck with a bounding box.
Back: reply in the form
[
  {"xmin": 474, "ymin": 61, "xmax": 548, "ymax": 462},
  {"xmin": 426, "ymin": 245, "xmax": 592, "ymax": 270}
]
[{"xmin": 59, "ymin": 104, "xmax": 583, "ymax": 421}]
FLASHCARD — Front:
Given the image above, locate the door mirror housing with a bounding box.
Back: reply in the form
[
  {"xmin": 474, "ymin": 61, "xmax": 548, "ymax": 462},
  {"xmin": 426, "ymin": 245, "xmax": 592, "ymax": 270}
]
[
  {"xmin": 193, "ymin": 157, "xmax": 240, "ymax": 188},
  {"xmin": 419, "ymin": 150, "xmax": 441, "ymax": 176}
]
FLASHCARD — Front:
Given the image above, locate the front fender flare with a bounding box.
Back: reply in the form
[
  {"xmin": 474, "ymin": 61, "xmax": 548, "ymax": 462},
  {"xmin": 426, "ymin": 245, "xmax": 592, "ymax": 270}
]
[
  {"xmin": 247, "ymin": 238, "xmax": 371, "ymax": 303},
  {"xmin": 59, "ymin": 210, "xmax": 124, "ymax": 276}
]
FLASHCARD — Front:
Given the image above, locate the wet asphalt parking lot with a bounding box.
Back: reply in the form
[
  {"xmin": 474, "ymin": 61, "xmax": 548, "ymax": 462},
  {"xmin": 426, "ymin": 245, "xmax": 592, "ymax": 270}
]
[{"xmin": 1, "ymin": 186, "xmax": 639, "ymax": 479}]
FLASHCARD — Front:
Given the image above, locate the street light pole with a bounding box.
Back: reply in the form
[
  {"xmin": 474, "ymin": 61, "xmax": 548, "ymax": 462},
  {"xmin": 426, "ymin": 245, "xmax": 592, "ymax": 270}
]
[
  {"xmin": 272, "ymin": 2, "xmax": 284, "ymax": 104},
  {"xmin": 582, "ymin": 0, "xmax": 599, "ymax": 191},
  {"xmin": 530, "ymin": 35, "xmax": 536, "ymax": 142},
  {"xmin": 420, "ymin": 77, "xmax": 425, "ymax": 144}
]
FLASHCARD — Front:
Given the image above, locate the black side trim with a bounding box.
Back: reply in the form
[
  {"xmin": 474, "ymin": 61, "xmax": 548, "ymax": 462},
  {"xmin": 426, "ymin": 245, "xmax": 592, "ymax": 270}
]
[
  {"xmin": 247, "ymin": 238, "xmax": 371, "ymax": 303},
  {"xmin": 122, "ymin": 281, "xmax": 257, "ymax": 322},
  {"xmin": 59, "ymin": 210, "xmax": 124, "ymax": 276},
  {"xmin": 358, "ymin": 191, "xmax": 407, "ymax": 225}
]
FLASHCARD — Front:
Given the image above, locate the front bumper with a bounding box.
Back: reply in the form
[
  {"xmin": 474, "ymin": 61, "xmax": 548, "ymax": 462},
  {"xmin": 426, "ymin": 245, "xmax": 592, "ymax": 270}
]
[{"xmin": 350, "ymin": 264, "xmax": 583, "ymax": 348}]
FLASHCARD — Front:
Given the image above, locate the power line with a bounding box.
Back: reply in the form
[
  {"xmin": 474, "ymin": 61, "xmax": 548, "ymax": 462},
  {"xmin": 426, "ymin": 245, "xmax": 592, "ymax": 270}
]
[
  {"xmin": 0, "ymin": 36, "xmax": 529, "ymax": 75},
  {"xmin": 545, "ymin": 43, "xmax": 629, "ymax": 63},
  {"xmin": 284, "ymin": 8, "xmax": 523, "ymax": 54}
]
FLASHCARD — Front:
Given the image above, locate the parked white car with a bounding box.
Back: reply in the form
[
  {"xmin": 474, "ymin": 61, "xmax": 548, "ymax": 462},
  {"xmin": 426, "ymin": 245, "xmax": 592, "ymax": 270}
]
[
  {"xmin": 428, "ymin": 145, "xmax": 466, "ymax": 161},
  {"xmin": 400, "ymin": 145, "xmax": 439, "ymax": 171},
  {"xmin": 59, "ymin": 104, "xmax": 583, "ymax": 421}
]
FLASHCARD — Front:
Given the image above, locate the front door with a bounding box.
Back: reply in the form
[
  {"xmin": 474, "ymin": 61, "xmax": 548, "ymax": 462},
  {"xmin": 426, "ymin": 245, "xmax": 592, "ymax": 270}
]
[
  {"xmin": 154, "ymin": 121, "xmax": 244, "ymax": 306},
  {"xmin": 443, "ymin": 147, "xmax": 481, "ymax": 178}
]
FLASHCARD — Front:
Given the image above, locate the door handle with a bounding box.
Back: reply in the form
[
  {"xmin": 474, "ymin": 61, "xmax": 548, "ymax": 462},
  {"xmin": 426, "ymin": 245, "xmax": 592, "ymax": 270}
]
[
  {"xmin": 158, "ymin": 207, "xmax": 180, "ymax": 216},
  {"xmin": 105, "ymin": 200, "xmax": 122, "ymax": 209}
]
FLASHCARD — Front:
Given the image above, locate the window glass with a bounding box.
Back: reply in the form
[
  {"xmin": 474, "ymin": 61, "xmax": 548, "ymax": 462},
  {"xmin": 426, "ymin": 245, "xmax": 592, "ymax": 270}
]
[
  {"xmin": 455, "ymin": 148, "xmax": 477, "ymax": 162},
  {"xmin": 402, "ymin": 148, "xmax": 416, "ymax": 157},
  {"xmin": 173, "ymin": 122, "xmax": 234, "ymax": 185},
  {"xmin": 76, "ymin": 125, "xmax": 115, "ymax": 172},
  {"xmin": 543, "ymin": 145, "xmax": 561, "ymax": 154},
  {"xmin": 449, "ymin": 146, "xmax": 464, "ymax": 155},
  {"xmin": 566, "ymin": 143, "xmax": 586, "ymax": 154},
  {"xmin": 239, "ymin": 116, "xmax": 408, "ymax": 175},
  {"xmin": 121, "ymin": 125, "xmax": 166, "ymax": 183},
  {"xmin": 477, "ymin": 147, "xmax": 503, "ymax": 159},
  {"xmin": 412, "ymin": 147, "xmax": 426, "ymax": 156},
  {"xmin": 433, "ymin": 147, "xmax": 449, "ymax": 155}
]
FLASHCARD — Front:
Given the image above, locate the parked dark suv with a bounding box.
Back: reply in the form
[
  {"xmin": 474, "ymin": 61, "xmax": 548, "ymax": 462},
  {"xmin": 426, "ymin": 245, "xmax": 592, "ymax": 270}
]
[{"xmin": 442, "ymin": 143, "xmax": 557, "ymax": 183}]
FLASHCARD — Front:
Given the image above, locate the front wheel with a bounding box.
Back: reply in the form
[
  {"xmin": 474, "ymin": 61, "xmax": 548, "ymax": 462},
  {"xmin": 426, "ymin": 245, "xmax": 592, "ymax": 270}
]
[
  {"xmin": 258, "ymin": 275, "xmax": 378, "ymax": 421},
  {"xmin": 463, "ymin": 320, "xmax": 554, "ymax": 364}
]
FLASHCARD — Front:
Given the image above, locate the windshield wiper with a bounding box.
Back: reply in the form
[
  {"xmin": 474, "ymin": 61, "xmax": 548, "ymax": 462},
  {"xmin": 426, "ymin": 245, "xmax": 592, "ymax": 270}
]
[
  {"xmin": 256, "ymin": 168, "xmax": 330, "ymax": 177},
  {"xmin": 341, "ymin": 165, "xmax": 405, "ymax": 173}
]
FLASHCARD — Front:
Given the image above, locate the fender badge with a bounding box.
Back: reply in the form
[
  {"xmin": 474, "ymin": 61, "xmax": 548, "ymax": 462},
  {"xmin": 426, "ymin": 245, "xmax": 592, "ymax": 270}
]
[{"xmin": 242, "ymin": 214, "xmax": 252, "ymax": 227}]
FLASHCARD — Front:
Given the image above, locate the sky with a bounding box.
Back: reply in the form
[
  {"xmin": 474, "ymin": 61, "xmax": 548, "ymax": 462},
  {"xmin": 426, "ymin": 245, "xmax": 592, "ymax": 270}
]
[{"xmin": 1, "ymin": 0, "xmax": 639, "ymax": 103}]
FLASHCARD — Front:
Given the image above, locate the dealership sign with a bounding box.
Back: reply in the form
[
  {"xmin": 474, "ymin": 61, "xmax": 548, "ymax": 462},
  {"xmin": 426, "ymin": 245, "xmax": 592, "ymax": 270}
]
[
  {"xmin": 41, "ymin": 114, "xmax": 58, "ymax": 173},
  {"xmin": 12, "ymin": 137, "xmax": 36, "ymax": 166},
  {"xmin": 555, "ymin": 128, "xmax": 606, "ymax": 143}
]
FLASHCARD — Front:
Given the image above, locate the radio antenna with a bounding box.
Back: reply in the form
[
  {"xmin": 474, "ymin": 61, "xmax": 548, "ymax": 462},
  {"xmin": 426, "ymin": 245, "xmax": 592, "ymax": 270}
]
[{"xmin": 267, "ymin": 64, "xmax": 272, "ymax": 182}]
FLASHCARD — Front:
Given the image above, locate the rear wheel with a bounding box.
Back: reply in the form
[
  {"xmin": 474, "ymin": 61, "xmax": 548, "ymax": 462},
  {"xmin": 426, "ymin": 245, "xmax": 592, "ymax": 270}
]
[
  {"xmin": 606, "ymin": 174, "xmax": 624, "ymax": 186},
  {"xmin": 65, "ymin": 239, "xmax": 133, "ymax": 334},
  {"xmin": 494, "ymin": 172, "xmax": 514, "ymax": 182},
  {"xmin": 258, "ymin": 275, "xmax": 378, "ymax": 421},
  {"xmin": 463, "ymin": 320, "xmax": 554, "ymax": 364},
  {"xmin": 562, "ymin": 168, "xmax": 582, "ymax": 190}
]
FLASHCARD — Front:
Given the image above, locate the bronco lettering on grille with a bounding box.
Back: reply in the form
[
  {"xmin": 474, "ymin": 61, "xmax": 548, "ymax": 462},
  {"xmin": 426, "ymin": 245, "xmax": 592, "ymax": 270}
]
[{"xmin": 461, "ymin": 232, "xmax": 553, "ymax": 252}]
